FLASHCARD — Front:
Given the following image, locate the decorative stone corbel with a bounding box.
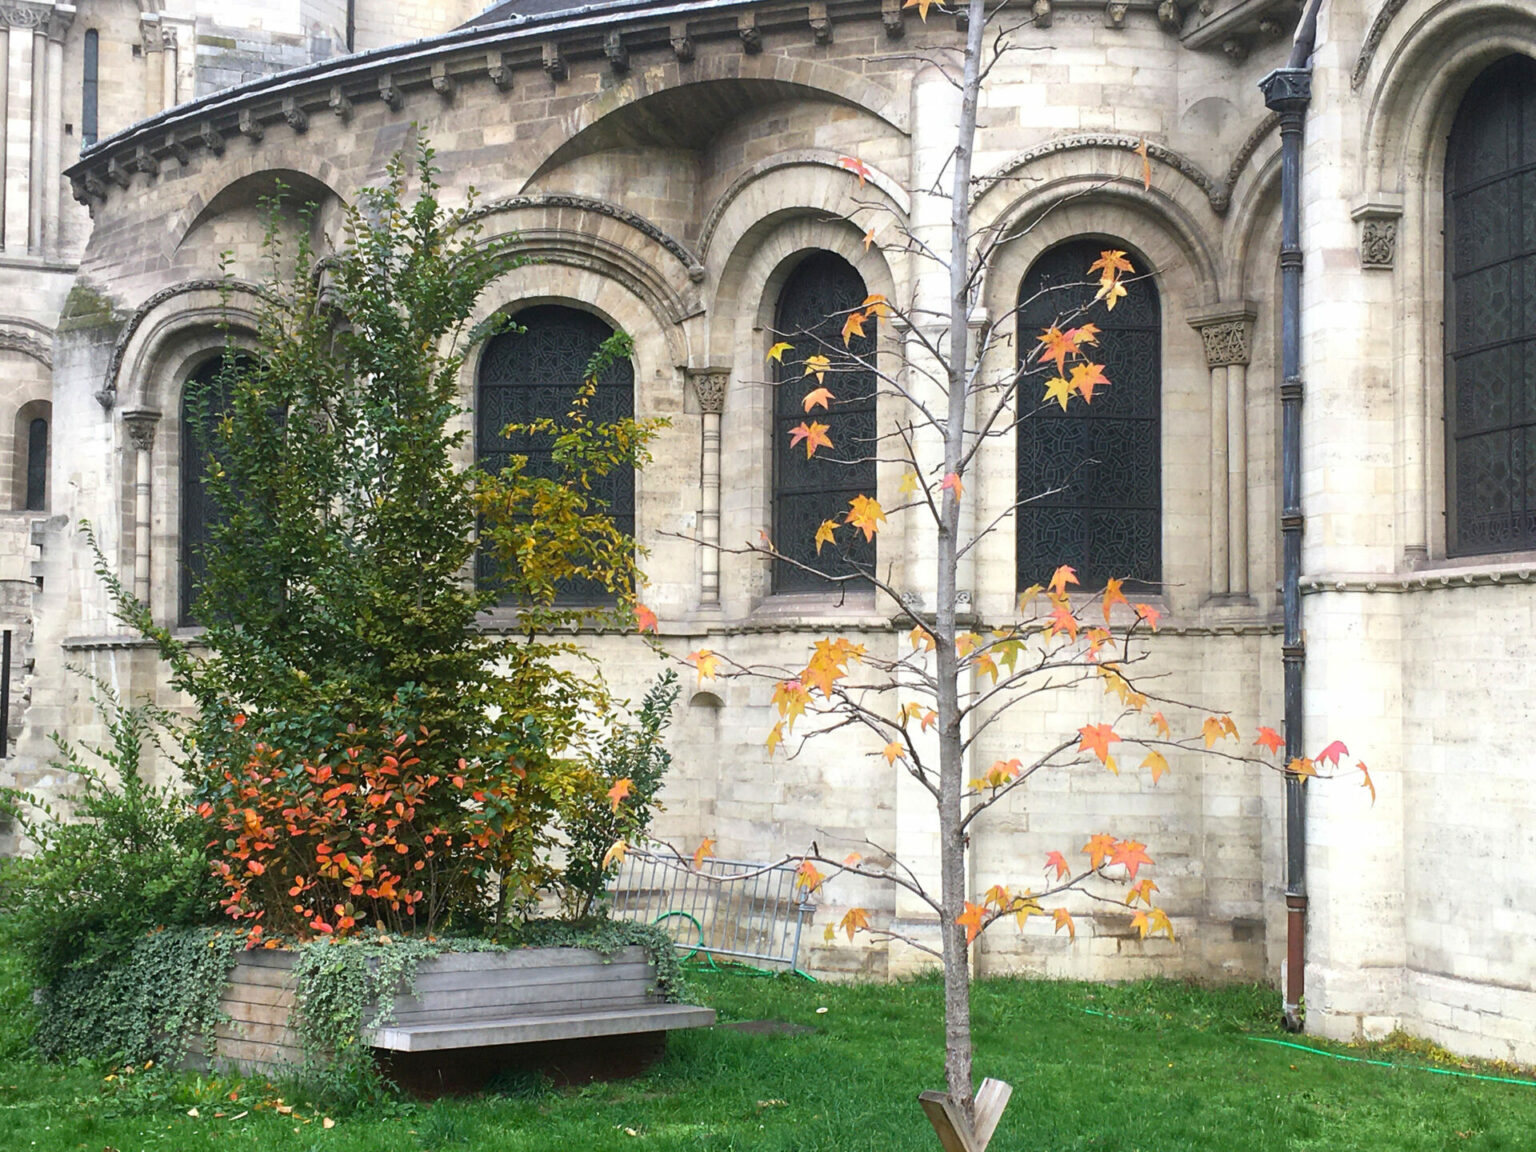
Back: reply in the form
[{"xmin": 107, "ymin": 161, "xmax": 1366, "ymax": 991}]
[
  {"xmin": 281, "ymin": 97, "xmax": 308, "ymax": 133},
  {"xmin": 198, "ymin": 121, "xmax": 224, "ymax": 154},
  {"xmin": 106, "ymin": 157, "xmax": 131, "ymax": 188},
  {"xmin": 487, "ymin": 51, "xmax": 512, "ymax": 91},
  {"xmin": 378, "ymin": 73, "xmax": 403, "ymax": 110},
  {"xmin": 238, "ymin": 108, "xmax": 263, "ymax": 142},
  {"xmin": 1157, "ymin": 0, "xmax": 1185, "ymax": 32},
  {"xmin": 738, "ymin": 13, "xmax": 762, "ymax": 53},
  {"xmin": 1105, "ymin": 1, "xmax": 1129, "ymax": 29},
  {"xmin": 1032, "ymin": 0, "xmax": 1053, "ymax": 29},
  {"xmin": 542, "ymin": 43, "xmax": 567, "ymax": 81},
  {"xmin": 882, "ymin": 0, "xmax": 905, "ymax": 38},
  {"xmin": 604, "ymin": 31, "xmax": 629, "ymax": 73},
  {"xmin": 670, "ymin": 25, "xmax": 695, "ymax": 61},
  {"xmin": 329, "ymin": 85, "xmax": 353, "ymax": 119},
  {"xmin": 809, "ymin": 2, "xmax": 832, "ymax": 43},
  {"xmin": 1351, "ymin": 196, "xmax": 1403, "ymax": 271},
  {"xmin": 130, "ymin": 146, "xmax": 158, "ymax": 176},
  {"xmin": 431, "ymin": 62, "xmax": 455, "ymax": 98},
  {"xmin": 1223, "ymin": 37, "xmax": 1250, "ymax": 62},
  {"xmin": 165, "ymin": 132, "xmax": 190, "ymax": 166}
]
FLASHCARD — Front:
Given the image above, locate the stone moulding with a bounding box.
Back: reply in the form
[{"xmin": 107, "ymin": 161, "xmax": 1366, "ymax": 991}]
[
  {"xmin": 1352, "ymin": 0, "xmax": 1408, "ymax": 90},
  {"xmin": 977, "ymin": 132, "xmax": 1232, "ymax": 214},
  {"xmin": 465, "ymin": 193, "xmax": 705, "ymax": 282},
  {"xmin": 205, "ymin": 945, "xmax": 714, "ymax": 1075}
]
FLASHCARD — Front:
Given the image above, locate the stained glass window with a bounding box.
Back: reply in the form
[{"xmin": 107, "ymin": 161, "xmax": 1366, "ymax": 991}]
[
  {"xmin": 771, "ymin": 252, "xmax": 877, "ymax": 593},
  {"xmin": 476, "ymin": 305, "xmax": 634, "ymax": 602},
  {"xmin": 179, "ymin": 356, "xmax": 240, "ymax": 625},
  {"xmin": 1445, "ymin": 54, "xmax": 1536, "ymax": 556},
  {"xmin": 1016, "ymin": 239, "xmax": 1161, "ymax": 592},
  {"xmin": 24, "ymin": 416, "xmax": 46, "ymax": 511}
]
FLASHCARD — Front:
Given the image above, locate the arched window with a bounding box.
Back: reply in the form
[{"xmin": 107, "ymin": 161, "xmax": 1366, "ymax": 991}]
[
  {"xmin": 1445, "ymin": 55, "xmax": 1536, "ymax": 557},
  {"xmin": 82, "ymin": 30, "xmax": 98, "ymax": 149},
  {"xmin": 771, "ymin": 252, "xmax": 877, "ymax": 592},
  {"xmin": 1016, "ymin": 239, "xmax": 1161, "ymax": 592},
  {"xmin": 476, "ymin": 305, "xmax": 635, "ymax": 601},
  {"xmin": 24, "ymin": 415, "xmax": 46, "ymax": 510},
  {"xmin": 180, "ymin": 356, "xmax": 239, "ymax": 625}
]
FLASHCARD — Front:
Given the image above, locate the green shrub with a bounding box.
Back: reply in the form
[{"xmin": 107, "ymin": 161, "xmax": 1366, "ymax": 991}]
[{"xmin": 0, "ymin": 684, "xmax": 218, "ymax": 990}]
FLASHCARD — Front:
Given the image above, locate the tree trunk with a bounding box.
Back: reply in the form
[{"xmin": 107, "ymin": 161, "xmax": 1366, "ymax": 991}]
[{"xmin": 934, "ymin": 0, "xmax": 989, "ymax": 1125}]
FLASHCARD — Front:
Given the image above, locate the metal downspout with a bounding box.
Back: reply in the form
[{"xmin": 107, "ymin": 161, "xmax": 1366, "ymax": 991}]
[{"xmin": 1260, "ymin": 0, "xmax": 1323, "ymax": 1035}]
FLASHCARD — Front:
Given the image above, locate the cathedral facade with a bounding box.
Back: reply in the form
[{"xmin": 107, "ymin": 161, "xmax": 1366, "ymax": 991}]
[{"xmin": 2, "ymin": 0, "xmax": 1533, "ymax": 1064}]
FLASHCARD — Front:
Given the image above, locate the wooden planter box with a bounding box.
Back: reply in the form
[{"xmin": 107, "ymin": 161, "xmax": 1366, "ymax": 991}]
[{"xmin": 212, "ymin": 945, "xmax": 714, "ymax": 1077}]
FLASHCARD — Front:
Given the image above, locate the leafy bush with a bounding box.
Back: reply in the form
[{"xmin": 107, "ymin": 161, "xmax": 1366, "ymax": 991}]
[
  {"xmin": 561, "ymin": 670, "xmax": 679, "ymax": 918},
  {"xmin": 0, "ymin": 685, "xmax": 219, "ymax": 989}
]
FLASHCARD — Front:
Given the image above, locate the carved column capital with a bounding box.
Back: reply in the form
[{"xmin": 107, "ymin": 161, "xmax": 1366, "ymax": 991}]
[
  {"xmin": 122, "ymin": 408, "xmax": 162, "ymax": 452},
  {"xmin": 1188, "ymin": 305, "xmax": 1256, "ymax": 369},
  {"xmin": 1, "ymin": 3, "xmax": 50, "ymax": 30},
  {"xmin": 1351, "ymin": 197, "xmax": 1403, "ymax": 271},
  {"xmin": 688, "ymin": 369, "xmax": 729, "ymax": 415}
]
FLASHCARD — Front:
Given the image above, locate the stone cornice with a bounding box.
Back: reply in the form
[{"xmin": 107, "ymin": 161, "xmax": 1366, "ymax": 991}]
[
  {"xmin": 1302, "ymin": 566, "xmax": 1536, "ymax": 594},
  {"xmin": 979, "ymin": 132, "xmax": 1231, "ymax": 213}
]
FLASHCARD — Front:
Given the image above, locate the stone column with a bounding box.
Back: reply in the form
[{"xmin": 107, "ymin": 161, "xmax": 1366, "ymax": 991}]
[
  {"xmin": 42, "ymin": 7, "xmax": 65, "ymax": 257},
  {"xmin": 122, "ymin": 409, "xmax": 160, "ymax": 604},
  {"xmin": 1, "ymin": 9, "xmax": 34, "ymax": 252},
  {"xmin": 140, "ymin": 16, "xmax": 162, "ymax": 120},
  {"xmin": 1189, "ymin": 306, "xmax": 1255, "ymax": 598},
  {"xmin": 26, "ymin": 21, "xmax": 40, "ymax": 252},
  {"xmin": 688, "ymin": 369, "xmax": 727, "ymax": 607}
]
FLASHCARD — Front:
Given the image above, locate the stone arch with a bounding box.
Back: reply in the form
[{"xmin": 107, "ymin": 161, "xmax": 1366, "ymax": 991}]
[
  {"xmin": 710, "ymin": 211, "xmax": 901, "ymax": 612},
  {"xmin": 165, "ymin": 161, "xmax": 346, "ymax": 273},
  {"xmin": 0, "ymin": 316, "xmax": 54, "ymax": 369},
  {"xmin": 976, "ymin": 199, "xmax": 1219, "ymax": 618},
  {"xmin": 1355, "ymin": 0, "xmax": 1536, "ymax": 561},
  {"xmin": 465, "ymin": 196, "xmax": 704, "ymax": 342},
  {"xmin": 519, "ymin": 62, "xmax": 907, "ymax": 187},
  {"xmin": 111, "ymin": 280, "xmax": 270, "ymax": 413},
  {"xmin": 462, "ymin": 260, "xmax": 695, "ymax": 619}
]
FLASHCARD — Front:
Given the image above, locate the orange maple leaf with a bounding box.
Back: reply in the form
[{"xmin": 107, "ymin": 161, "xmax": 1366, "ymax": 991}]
[
  {"xmin": 882, "ymin": 741, "xmax": 905, "ymax": 766},
  {"xmin": 1134, "ymin": 602, "xmax": 1161, "ymax": 630},
  {"xmin": 789, "ymin": 421, "xmax": 833, "ymax": 458},
  {"xmin": 602, "ymin": 840, "xmax": 627, "ymax": 870},
  {"xmin": 1102, "ymin": 576, "xmax": 1129, "ymax": 622},
  {"xmin": 802, "ymin": 386, "xmax": 835, "ymax": 412},
  {"xmin": 1126, "ymin": 878, "xmax": 1159, "ymax": 907},
  {"xmin": 957, "ymin": 901, "xmax": 986, "ymax": 944},
  {"xmin": 1109, "ymin": 838, "xmax": 1153, "ymax": 880},
  {"xmin": 803, "ymin": 354, "xmax": 832, "ymax": 383},
  {"xmin": 909, "ymin": 624, "xmax": 936, "ymax": 652},
  {"xmin": 1150, "ymin": 710, "xmax": 1170, "ymax": 738},
  {"xmin": 841, "ymin": 311, "xmax": 867, "ymax": 346},
  {"xmin": 1077, "ymin": 723, "xmax": 1121, "ymax": 765},
  {"xmin": 1045, "ymin": 850, "xmax": 1071, "ymax": 880},
  {"xmin": 1069, "ymin": 361, "xmax": 1110, "ymax": 403},
  {"xmin": 837, "ymin": 155, "xmax": 874, "ymax": 186},
  {"xmin": 1135, "ymin": 137, "xmax": 1151, "ymax": 191},
  {"xmin": 1090, "ymin": 249, "xmax": 1135, "ymax": 279},
  {"xmin": 903, "ymin": 0, "xmax": 938, "ymax": 20},
  {"xmin": 634, "ymin": 603, "xmax": 659, "ymax": 633},
  {"xmin": 983, "ymin": 884, "xmax": 1012, "ymax": 910},
  {"xmin": 1096, "ymin": 277, "xmax": 1128, "ymax": 311},
  {"xmin": 843, "ymin": 851, "xmax": 863, "ymax": 867},
  {"xmin": 1141, "ymin": 750, "xmax": 1169, "ymax": 784},
  {"xmin": 795, "ymin": 859, "xmax": 826, "ymax": 894},
  {"xmin": 1049, "ymin": 565, "xmax": 1079, "ymax": 596},
  {"xmin": 839, "ymin": 907, "xmax": 870, "ymax": 941},
  {"xmin": 1316, "ymin": 739, "xmax": 1349, "ymax": 768},
  {"xmin": 1043, "ymin": 375, "xmax": 1075, "ymax": 410},
  {"xmin": 1254, "ymin": 726, "xmax": 1285, "ymax": 754},
  {"xmin": 1053, "ymin": 908, "xmax": 1076, "ymax": 940},
  {"xmin": 765, "ymin": 721, "xmax": 784, "ymax": 756},
  {"xmin": 1036, "ymin": 326, "xmax": 1076, "ymax": 376},
  {"xmin": 1083, "ymin": 833, "xmax": 1117, "ymax": 870},
  {"xmin": 862, "ymin": 226, "xmax": 876, "ymax": 251},
  {"xmin": 863, "ymin": 293, "xmax": 891, "ymax": 318},
  {"xmin": 1047, "ymin": 602, "xmax": 1080, "ymax": 642},
  {"xmin": 607, "ymin": 778, "xmax": 633, "ymax": 814},
  {"xmin": 767, "ymin": 341, "xmax": 793, "ymax": 363},
  {"xmin": 1148, "ymin": 908, "xmax": 1175, "ymax": 940},
  {"xmin": 693, "ymin": 837, "xmax": 716, "ymax": 870},
  {"xmin": 814, "ymin": 519, "xmax": 839, "ymax": 555},
  {"xmin": 940, "ymin": 472, "xmax": 964, "ymax": 500},
  {"xmin": 1202, "ymin": 716, "xmax": 1236, "ymax": 748},
  {"xmin": 845, "ymin": 494, "xmax": 886, "ymax": 540},
  {"xmin": 1288, "ymin": 756, "xmax": 1317, "ymax": 778},
  {"xmin": 688, "ymin": 648, "xmax": 718, "ymax": 682},
  {"xmin": 1358, "ymin": 760, "xmax": 1376, "ymax": 804}
]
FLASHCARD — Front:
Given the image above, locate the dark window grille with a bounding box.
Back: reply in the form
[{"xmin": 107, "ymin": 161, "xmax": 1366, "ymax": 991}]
[
  {"xmin": 179, "ymin": 356, "xmax": 239, "ymax": 625},
  {"xmin": 475, "ymin": 305, "xmax": 634, "ymax": 603},
  {"xmin": 771, "ymin": 252, "xmax": 877, "ymax": 593},
  {"xmin": 1016, "ymin": 239, "xmax": 1161, "ymax": 592},
  {"xmin": 82, "ymin": 30, "xmax": 98, "ymax": 148},
  {"xmin": 1445, "ymin": 55, "xmax": 1536, "ymax": 556},
  {"xmin": 24, "ymin": 416, "xmax": 46, "ymax": 510}
]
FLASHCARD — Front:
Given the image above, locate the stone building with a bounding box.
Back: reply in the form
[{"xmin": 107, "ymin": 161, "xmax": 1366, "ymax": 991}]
[{"xmin": 2, "ymin": 0, "xmax": 1533, "ymax": 1064}]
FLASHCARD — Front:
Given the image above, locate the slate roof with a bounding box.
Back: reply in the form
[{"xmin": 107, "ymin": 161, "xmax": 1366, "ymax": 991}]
[{"xmin": 464, "ymin": 0, "xmax": 637, "ymax": 26}]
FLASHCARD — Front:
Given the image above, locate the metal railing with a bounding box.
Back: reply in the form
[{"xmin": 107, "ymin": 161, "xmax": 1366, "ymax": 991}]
[{"xmin": 607, "ymin": 848, "xmax": 817, "ymax": 976}]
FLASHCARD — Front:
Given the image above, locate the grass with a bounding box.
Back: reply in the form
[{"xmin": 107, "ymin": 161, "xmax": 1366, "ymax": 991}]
[{"xmin": 2, "ymin": 946, "xmax": 1534, "ymax": 1151}]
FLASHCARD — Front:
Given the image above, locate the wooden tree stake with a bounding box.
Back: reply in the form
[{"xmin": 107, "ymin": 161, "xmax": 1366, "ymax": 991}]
[{"xmin": 920, "ymin": 1078, "xmax": 1012, "ymax": 1152}]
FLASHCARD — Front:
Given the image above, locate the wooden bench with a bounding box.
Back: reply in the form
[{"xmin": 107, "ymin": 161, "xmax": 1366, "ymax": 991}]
[{"xmin": 212, "ymin": 944, "xmax": 714, "ymax": 1076}]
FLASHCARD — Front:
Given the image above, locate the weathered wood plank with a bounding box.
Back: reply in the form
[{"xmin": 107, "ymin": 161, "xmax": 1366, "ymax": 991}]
[
  {"xmin": 368, "ymin": 1004, "xmax": 716, "ymax": 1052},
  {"xmin": 408, "ymin": 960, "xmax": 652, "ymax": 994},
  {"xmin": 405, "ymin": 946, "xmax": 648, "ymax": 974},
  {"xmin": 391, "ymin": 978, "xmax": 652, "ymax": 1015},
  {"xmin": 219, "ymin": 982, "xmax": 297, "ymax": 1009},
  {"xmin": 387, "ymin": 992, "xmax": 658, "ymax": 1025}
]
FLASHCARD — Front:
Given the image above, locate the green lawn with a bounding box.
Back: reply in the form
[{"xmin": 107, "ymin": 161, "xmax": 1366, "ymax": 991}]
[{"xmin": 2, "ymin": 946, "xmax": 1533, "ymax": 1152}]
